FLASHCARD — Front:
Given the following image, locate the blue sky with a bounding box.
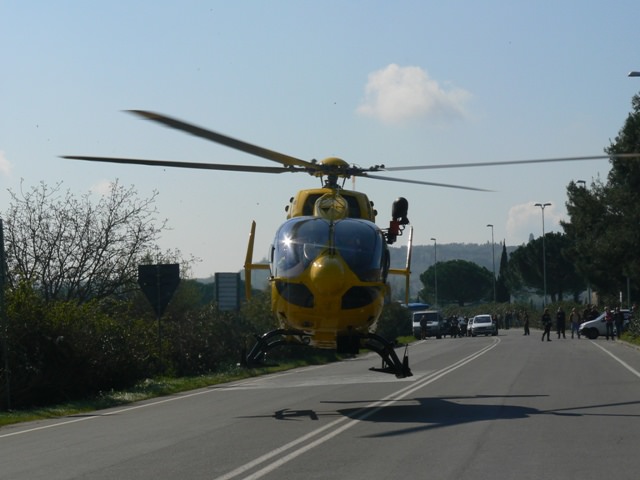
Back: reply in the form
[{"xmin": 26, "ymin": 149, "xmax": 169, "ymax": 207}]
[{"xmin": 2, "ymin": 1, "xmax": 639, "ymax": 278}]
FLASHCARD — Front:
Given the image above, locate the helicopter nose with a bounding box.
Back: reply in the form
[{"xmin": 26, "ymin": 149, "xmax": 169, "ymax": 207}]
[{"xmin": 309, "ymin": 255, "xmax": 345, "ymax": 295}]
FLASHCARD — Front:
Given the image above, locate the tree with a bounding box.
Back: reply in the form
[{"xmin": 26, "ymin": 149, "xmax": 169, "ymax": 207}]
[
  {"xmin": 419, "ymin": 259, "xmax": 492, "ymax": 306},
  {"xmin": 4, "ymin": 180, "xmax": 170, "ymax": 302},
  {"xmin": 495, "ymin": 241, "xmax": 510, "ymax": 302},
  {"xmin": 506, "ymin": 233, "xmax": 584, "ymax": 302},
  {"xmin": 562, "ymin": 93, "xmax": 640, "ymax": 299}
]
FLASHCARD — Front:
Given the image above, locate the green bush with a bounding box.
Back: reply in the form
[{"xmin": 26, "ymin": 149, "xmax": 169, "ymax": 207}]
[
  {"xmin": 0, "ymin": 284, "xmax": 286, "ymax": 409},
  {"xmin": 375, "ymin": 302, "xmax": 412, "ymax": 341}
]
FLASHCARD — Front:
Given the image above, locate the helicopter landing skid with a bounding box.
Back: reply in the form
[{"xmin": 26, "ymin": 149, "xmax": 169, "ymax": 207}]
[
  {"xmin": 364, "ymin": 333, "xmax": 413, "ymax": 378},
  {"xmin": 244, "ymin": 328, "xmax": 311, "ymax": 367}
]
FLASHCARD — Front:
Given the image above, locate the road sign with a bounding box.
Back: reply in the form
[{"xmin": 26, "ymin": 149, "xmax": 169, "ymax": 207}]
[
  {"xmin": 215, "ymin": 272, "xmax": 241, "ymax": 311},
  {"xmin": 138, "ymin": 264, "xmax": 180, "ymax": 317}
]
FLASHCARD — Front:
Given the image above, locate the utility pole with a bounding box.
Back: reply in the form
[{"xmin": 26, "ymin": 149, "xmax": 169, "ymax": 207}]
[{"xmin": 431, "ymin": 237, "xmax": 437, "ymax": 308}]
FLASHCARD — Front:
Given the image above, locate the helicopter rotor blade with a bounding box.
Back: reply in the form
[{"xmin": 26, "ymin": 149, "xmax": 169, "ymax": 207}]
[
  {"xmin": 362, "ymin": 173, "xmax": 492, "ymax": 192},
  {"xmin": 384, "ymin": 154, "xmax": 640, "ymax": 172},
  {"xmin": 62, "ymin": 155, "xmax": 297, "ymax": 174},
  {"xmin": 128, "ymin": 110, "xmax": 317, "ymax": 170}
]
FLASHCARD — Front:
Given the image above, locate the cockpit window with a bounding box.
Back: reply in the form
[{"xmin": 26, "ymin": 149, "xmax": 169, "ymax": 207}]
[
  {"xmin": 272, "ymin": 217, "xmax": 387, "ymax": 282},
  {"xmin": 334, "ymin": 220, "xmax": 385, "ymax": 282},
  {"xmin": 273, "ymin": 218, "xmax": 330, "ymax": 278}
]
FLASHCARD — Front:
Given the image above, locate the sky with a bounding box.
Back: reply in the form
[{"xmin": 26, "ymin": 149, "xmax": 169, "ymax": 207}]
[{"xmin": 1, "ymin": 1, "xmax": 639, "ymax": 279}]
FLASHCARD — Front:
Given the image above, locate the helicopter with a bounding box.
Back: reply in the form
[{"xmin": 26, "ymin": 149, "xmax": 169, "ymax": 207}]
[{"xmin": 63, "ymin": 110, "xmax": 639, "ymax": 378}]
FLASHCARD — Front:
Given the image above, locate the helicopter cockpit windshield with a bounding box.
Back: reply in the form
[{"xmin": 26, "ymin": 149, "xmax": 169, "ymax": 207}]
[{"xmin": 273, "ymin": 217, "xmax": 388, "ymax": 282}]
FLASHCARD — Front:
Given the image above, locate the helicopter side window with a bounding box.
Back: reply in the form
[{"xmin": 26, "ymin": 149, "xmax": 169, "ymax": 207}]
[
  {"xmin": 334, "ymin": 219, "xmax": 385, "ymax": 282},
  {"xmin": 273, "ymin": 217, "xmax": 330, "ymax": 278}
]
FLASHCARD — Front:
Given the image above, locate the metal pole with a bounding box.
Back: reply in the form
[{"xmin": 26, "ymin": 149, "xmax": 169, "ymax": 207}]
[
  {"xmin": 534, "ymin": 203, "xmax": 551, "ymax": 307},
  {"xmin": 487, "ymin": 224, "xmax": 495, "ymax": 302},
  {"xmin": 431, "ymin": 237, "xmax": 437, "ymax": 308}
]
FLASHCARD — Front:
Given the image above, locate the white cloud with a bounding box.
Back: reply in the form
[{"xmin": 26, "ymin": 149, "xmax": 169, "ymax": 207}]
[
  {"xmin": 357, "ymin": 64, "xmax": 471, "ymax": 124},
  {"xmin": 0, "ymin": 151, "xmax": 12, "ymax": 177},
  {"xmin": 89, "ymin": 179, "xmax": 114, "ymax": 196},
  {"xmin": 506, "ymin": 202, "xmax": 566, "ymax": 245}
]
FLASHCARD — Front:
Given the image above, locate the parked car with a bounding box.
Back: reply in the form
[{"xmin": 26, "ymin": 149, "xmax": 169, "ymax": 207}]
[
  {"xmin": 469, "ymin": 314, "xmax": 497, "ymax": 336},
  {"xmin": 412, "ymin": 310, "xmax": 444, "ymax": 339},
  {"xmin": 578, "ymin": 309, "xmax": 631, "ymax": 339}
]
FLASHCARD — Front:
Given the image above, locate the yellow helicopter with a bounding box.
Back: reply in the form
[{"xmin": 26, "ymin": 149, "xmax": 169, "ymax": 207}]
[{"xmin": 63, "ymin": 110, "xmax": 637, "ymax": 378}]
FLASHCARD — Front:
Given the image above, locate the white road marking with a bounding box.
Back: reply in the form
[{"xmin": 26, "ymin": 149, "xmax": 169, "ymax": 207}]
[
  {"xmin": 591, "ymin": 341, "xmax": 640, "ymax": 379},
  {"xmin": 213, "ymin": 339, "xmax": 500, "ymax": 480}
]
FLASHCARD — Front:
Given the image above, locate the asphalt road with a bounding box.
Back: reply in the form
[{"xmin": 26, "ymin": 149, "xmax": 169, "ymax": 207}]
[{"xmin": 2, "ymin": 328, "xmax": 640, "ymax": 480}]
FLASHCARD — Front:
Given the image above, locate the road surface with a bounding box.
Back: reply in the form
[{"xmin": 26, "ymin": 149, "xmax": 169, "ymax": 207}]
[{"xmin": 2, "ymin": 329, "xmax": 640, "ymax": 479}]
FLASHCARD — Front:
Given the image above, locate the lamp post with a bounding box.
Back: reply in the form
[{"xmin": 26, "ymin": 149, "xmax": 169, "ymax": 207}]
[
  {"xmin": 534, "ymin": 203, "xmax": 551, "ymax": 307},
  {"xmin": 431, "ymin": 237, "xmax": 437, "ymax": 308},
  {"xmin": 628, "ymin": 71, "xmax": 640, "ymax": 77},
  {"xmin": 487, "ymin": 224, "xmax": 496, "ymax": 303}
]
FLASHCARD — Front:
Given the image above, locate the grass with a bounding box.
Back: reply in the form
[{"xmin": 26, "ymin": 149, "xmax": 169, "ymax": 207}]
[{"xmin": 0, "ymin": 359, "xmax": 331, "ymax": 429}]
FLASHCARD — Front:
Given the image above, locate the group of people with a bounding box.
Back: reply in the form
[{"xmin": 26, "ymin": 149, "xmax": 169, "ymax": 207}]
[
  {"xmin": 604, "ymin": 306, "xmax": 626, "ymax": 340},
  {"xmin": 539, "ymin": 304, "xmax": 627, "ymax": 341}
]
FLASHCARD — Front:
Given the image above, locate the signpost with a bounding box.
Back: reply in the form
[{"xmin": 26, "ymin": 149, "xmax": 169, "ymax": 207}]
[
  {"xmin": 138, "ymin": 264, "xmax": 180, "ymax": 369},
  {"xmin": 215, "ymin": 272, "xmax": 241, "ymax": 311}
]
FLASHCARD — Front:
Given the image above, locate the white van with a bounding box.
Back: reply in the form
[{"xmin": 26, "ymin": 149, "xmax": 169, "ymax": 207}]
[{"xmin": 412, "ymin": 310, "xmax": 444, "ymax": 339}]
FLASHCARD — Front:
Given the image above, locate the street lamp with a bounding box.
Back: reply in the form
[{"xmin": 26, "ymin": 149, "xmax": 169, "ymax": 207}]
[
  {"xmin": 487, "ymin": 224, "xmax": 496, "ymax": 303},
  {"xmin": 628, "ymin": 71, "xmax": 640, "ymax": 77},
  {"xmin": 534, "ymin": 203, "xmax": 551, "ymax": 307},
  {"xmin": 431, "ymin": 237, "xmax": 437, "ymax": 308}
]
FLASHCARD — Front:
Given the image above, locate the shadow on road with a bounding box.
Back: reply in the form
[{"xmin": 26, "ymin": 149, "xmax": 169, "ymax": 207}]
[{"xmin": 332, "ymin": 395, "xmax": 640, "ymax": 438}]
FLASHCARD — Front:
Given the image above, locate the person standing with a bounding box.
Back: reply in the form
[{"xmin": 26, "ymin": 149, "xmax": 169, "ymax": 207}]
[
  {"xmin": 569, "ymin": 308, "xmax": 581, "ymax": 339},
  {"xmin": 614, "ymin": 307, "xmax": 624, "ymax": 339},
  {"xmin": 420, "ymin": 313, "xmax": 427, "ymax": 340},
  {"xmin": 556, "ymin": 307, "xmax": 567, "ymax": 339},
  {"xmin": 604, "ymin": 307, "xmax": 614, "ymax": 340},
  {"xmin": 541, "ymin": 308, "xmax": 552, "ymax": 341},
  {"xmin": 523, "ymin": 311, "xmax": 530, "ymax": 336}
]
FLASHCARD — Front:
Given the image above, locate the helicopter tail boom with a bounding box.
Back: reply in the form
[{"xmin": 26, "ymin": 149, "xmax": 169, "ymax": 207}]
[
  {"xmin": 388, "ymin": 226, "xmax": 413, "ymax": 305},
  {"xmin": 244, "ymin": 221, "xmax": 270, "ymax": 300}
]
